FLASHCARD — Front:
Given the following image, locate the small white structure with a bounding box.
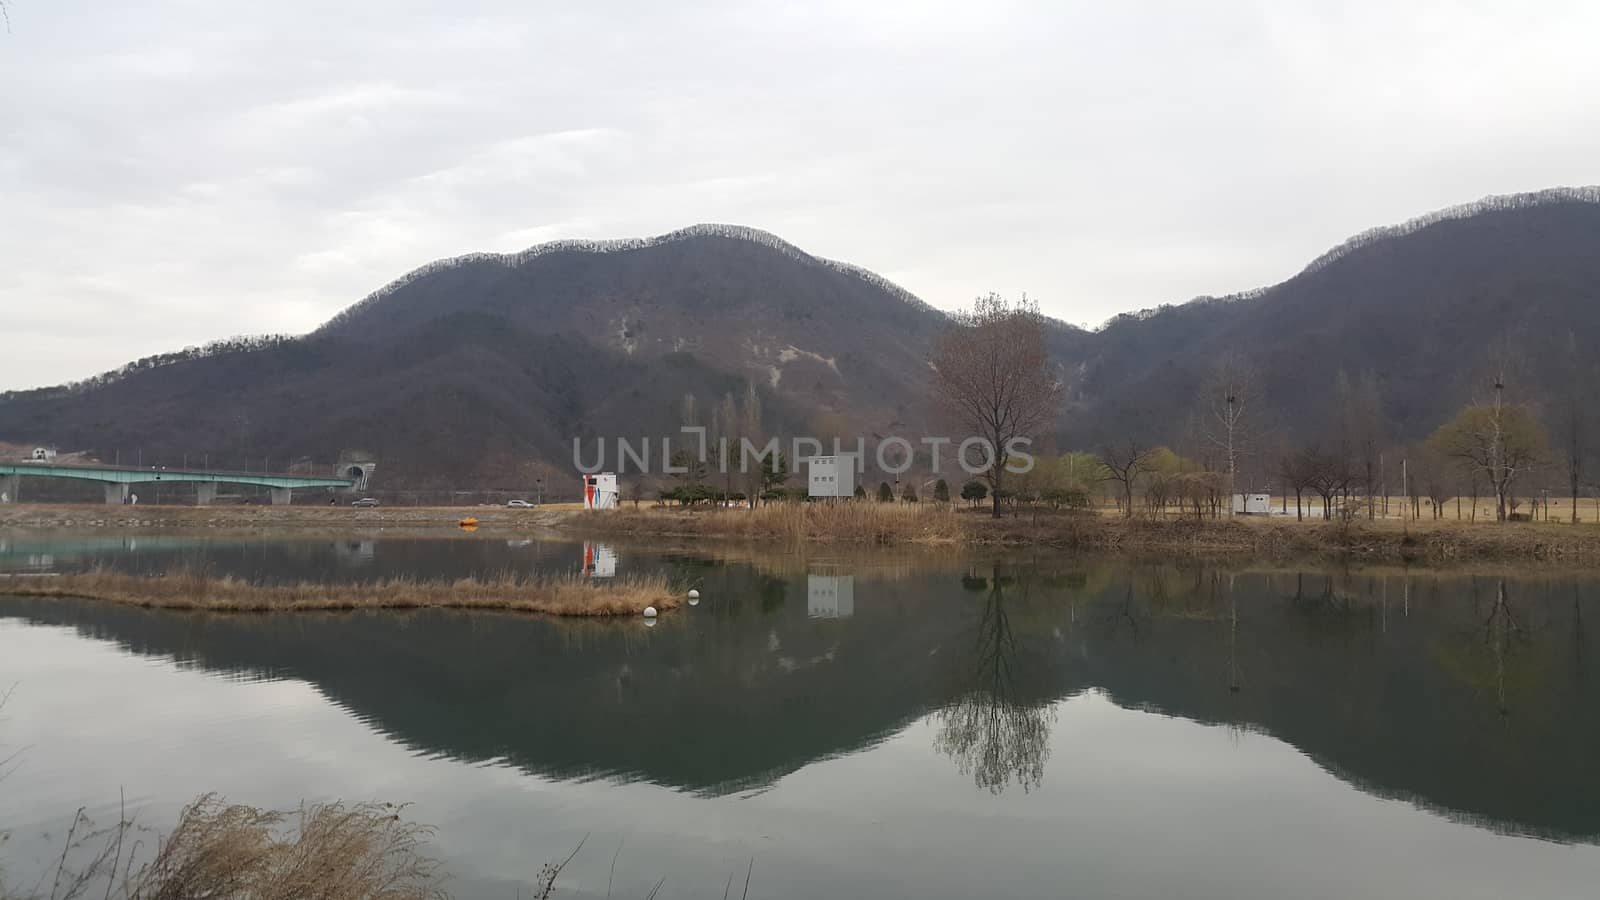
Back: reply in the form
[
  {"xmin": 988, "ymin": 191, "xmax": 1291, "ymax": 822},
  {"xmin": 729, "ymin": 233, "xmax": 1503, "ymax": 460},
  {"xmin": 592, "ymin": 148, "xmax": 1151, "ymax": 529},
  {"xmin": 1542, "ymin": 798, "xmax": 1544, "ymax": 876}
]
[
  {"xmin": 1232, "ymin": 492, "xmax": 1272, "ymax": 515},
  {"xmin": 805, "ymin": 454, "xmax": 857, "ymax": 499},
  {"xmin": 807, "ymin": 574, "xmax": 855, "ymax": 618},
  {"xmin": 28, "ymin": 447, "xmax": 56, "ymax": 463},
  {"xmin": 582, "ymin": 472, "xmax": 619, "ymax": 510}
]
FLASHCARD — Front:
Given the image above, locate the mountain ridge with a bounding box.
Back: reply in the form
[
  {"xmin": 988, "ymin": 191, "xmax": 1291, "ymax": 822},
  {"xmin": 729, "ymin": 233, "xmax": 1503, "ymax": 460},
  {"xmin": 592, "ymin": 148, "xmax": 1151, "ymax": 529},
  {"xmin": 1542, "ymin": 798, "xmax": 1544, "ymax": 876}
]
[{"xmin": 4, "ymin": 188, "xmax": 1599, "ymax": 490}]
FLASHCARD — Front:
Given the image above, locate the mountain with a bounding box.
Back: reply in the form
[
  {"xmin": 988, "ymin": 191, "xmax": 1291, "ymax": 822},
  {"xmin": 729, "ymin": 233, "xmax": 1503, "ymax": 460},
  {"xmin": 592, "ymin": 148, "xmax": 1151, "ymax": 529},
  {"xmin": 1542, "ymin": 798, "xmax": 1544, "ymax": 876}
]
[
  {"xmin": 2, "ymin": 189, "xmax": 1598, "ymax": 490},
  {"xmin": 0, "ymin": 226, "xmax": 962, "ymax": 489},
  {"xmin": 1062, "ymin": 187, "xmax": 1600, "ymax": 452}
]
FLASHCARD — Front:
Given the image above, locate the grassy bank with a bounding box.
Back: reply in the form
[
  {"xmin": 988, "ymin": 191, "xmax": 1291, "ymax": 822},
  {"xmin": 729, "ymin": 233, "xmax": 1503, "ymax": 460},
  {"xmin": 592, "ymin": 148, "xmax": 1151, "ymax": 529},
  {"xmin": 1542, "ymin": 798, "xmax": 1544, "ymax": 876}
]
[
  {"xmin": 0, "ymin": 568, "xmax": 677, "ymax": 617},
  {"xmin": 581, "ymin": 504, "xmax": 1600, "ymax": 562}
]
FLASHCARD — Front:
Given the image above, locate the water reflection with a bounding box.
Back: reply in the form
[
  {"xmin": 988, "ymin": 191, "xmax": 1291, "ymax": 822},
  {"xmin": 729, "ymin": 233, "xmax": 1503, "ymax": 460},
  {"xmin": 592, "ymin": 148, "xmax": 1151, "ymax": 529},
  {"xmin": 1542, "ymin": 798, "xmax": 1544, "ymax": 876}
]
[
  {"xmin": 934, "ymin": 567, "xmax": 1055, "ymax": 794},
  {"xmin": 2, "ymin": 543, "xmax": 1600, "ymax": 844}
]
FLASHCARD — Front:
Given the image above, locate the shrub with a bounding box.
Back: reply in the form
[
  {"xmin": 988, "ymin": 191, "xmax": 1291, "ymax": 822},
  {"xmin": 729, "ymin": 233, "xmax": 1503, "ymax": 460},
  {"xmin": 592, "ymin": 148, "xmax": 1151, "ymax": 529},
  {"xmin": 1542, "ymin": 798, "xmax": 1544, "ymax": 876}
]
[
  {"xmin": 876, "ymin": 482, "xmax": 894, "ymax": 503},
  {"xmin": 933, "ymin": 479, "xmax": 950, "ymax": 502},
  {"xmin": 960, "ymin": 479, "xmax": 988, "ymax": 506}
]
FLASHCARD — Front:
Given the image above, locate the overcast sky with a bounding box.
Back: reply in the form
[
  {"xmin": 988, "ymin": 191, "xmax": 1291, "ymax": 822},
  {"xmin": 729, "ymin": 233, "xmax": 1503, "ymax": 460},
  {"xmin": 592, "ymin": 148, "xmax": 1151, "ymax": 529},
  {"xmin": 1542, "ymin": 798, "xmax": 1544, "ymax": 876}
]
[{"xmin": 3, "ymin": 0, "xmax": 1598, "ymax": 389}]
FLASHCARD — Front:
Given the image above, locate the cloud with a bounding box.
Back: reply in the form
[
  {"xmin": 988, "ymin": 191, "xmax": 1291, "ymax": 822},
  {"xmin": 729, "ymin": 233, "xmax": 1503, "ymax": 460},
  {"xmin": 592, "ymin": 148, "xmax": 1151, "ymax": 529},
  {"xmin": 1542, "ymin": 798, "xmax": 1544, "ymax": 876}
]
[{"xmin": 2, "ymin": 0, "xmax": 1599, "ymax": 388}]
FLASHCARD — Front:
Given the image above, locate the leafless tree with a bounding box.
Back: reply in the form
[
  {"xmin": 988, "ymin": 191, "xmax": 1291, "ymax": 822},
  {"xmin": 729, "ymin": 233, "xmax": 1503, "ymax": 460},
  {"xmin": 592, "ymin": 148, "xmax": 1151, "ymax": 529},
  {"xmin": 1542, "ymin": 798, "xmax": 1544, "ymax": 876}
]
[
  {"xmin": 1199, "ymin": 352, "xmax": 1260, "ymax": 513},
  {"xmin": 739, "ymin": 382, "xmax": 766, "ymax": 505},
  {"xmin": 1277, "ymin": 451, "xmax": 1311, "ymax": 520},
  {"xmin": 1558, "ymin": 332, "xmax": 1594, "ymax": 523},
  {"xmin": 1337, "ymin": 370, "xmax": 1384, "ymax": 519},
  {"xmin": 1296, "ymin": 445, "xmax": 1351, "ymax": 520},
  {"xmin": 715, "ymin": 391, "xmax": 740, "ymax": 502},
  {"xmin": 931, "ymin": 293, "xmax": 1063, "ymax": 518},
  {"xmin": 1100, "ymin": 441, "xmax": 1153, "ymax": 519},
  {"xmin": 1428, "ymin": 372, "xmax": 1548, "ymax": 522}
]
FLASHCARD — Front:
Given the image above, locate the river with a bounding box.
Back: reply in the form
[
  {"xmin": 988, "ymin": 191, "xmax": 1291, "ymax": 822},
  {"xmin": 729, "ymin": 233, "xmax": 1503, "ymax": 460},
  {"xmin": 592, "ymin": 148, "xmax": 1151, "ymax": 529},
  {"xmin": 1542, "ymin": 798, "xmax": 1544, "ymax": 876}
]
[{"xmin": 2, "ymin": 531, "xmax": 1597, "ymax": 898}]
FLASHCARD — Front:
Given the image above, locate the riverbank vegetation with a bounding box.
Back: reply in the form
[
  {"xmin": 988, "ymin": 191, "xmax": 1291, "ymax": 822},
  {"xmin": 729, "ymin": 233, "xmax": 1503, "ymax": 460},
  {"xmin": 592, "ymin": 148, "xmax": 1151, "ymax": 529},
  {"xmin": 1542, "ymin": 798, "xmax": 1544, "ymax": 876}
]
[
  {"xmin": 1, "ymin": 794, "xmax": 448, "ymax": 900},
  {"xmin": 0, "ymin": 568, "xmax": 677, "ymax": 617},
  {"xmin": 593, "ymin": 500, "xmax": 966, "ymax": 544},
  {"xmin": 584, "ymin": 502, "xmax": 1600, "ymax": 561}
]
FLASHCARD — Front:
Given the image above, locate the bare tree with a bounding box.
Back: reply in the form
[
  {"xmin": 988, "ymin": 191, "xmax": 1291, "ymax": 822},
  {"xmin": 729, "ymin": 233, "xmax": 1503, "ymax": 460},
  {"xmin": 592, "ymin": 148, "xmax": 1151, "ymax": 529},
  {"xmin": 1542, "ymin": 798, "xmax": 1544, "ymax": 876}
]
[
  {"xmin": 1100, "ymin": 441, "xmax": 1153, "ymax": 519},
  {"xmin": 739, "ymin": 382, "xmax": 765, "ymax": 506},
  {"xmin": 1428, "ymin": 375, "xmax": 1549, "ymax": 522},
  {"xmin": 1296, "ymin": 445, "xmax": 1351, "ymax": 520},
  {"xmin": 1337, "ymin": 370, "xmax": 1385, "ymax": 519},
  {"xmin": 1199, "ymin": 352, "xmax": 1260, "ymax": 514},
  {"xmin": 715, "ymin": 391, "xmax": 740, "ymax": 503},
  {"xmin": 1277, "ymin": 451, "xmax": 1311, "ymax": 521},
  {"xmin": 931, "ymin": 293, "xmax": 1063, "ymax": 518},
  {"xmin": 1558, "ymin": 332, "xmax": 1593, "ymax": 523}
]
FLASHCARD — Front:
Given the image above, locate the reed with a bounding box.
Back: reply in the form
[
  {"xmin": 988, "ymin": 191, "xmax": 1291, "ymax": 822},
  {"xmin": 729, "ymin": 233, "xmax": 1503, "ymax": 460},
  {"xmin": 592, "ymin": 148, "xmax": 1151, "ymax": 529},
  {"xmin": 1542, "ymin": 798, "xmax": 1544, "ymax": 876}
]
[
  {"xmin": 0, "ymin": 568, "xmax": 677, "ymax": 617},
  {"xmin": 4, "ymin": 794, "xmax": 448, "ymax": 900},
  {"xmin": 594, "ymin": 501, "xmax": 968, "ymax": 543}
]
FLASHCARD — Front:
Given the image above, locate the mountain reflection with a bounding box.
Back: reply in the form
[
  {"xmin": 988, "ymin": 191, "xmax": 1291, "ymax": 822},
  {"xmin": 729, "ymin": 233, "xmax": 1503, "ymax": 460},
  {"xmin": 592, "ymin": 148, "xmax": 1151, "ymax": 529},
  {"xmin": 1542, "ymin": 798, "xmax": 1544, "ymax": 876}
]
[{"xmin": 3, "ymin": 549, "xmax": 1599, "ymax": 842}]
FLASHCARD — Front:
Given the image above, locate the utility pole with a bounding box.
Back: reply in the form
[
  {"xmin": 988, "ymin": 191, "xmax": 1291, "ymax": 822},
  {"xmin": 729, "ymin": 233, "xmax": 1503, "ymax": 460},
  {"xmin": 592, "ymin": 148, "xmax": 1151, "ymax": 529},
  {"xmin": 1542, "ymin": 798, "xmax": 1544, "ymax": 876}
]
[{"xmin": 1401, "ymin": 458, "xmax": 1409, "ymax": 521}]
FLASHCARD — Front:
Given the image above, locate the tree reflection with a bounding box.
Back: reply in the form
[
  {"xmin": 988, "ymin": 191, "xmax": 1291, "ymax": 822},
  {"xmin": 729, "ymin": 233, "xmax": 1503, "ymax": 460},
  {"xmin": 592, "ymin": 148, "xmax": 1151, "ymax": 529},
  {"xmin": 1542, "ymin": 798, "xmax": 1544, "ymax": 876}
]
[
  {"xmin": 1432, "ymin": 578, "xmax": 1539, "ymax": 720},
  {"xmin": 935, "ymin": 567, "xmax": 1055, "ymax": 794}
]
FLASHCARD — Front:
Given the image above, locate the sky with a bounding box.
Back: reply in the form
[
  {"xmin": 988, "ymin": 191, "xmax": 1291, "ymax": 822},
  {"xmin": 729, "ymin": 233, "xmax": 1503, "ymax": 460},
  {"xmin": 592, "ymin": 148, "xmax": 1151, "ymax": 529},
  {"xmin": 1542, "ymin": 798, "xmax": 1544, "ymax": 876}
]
[{"xmin": 2, "ymin": 0, "xmax": 1599, "ymax": 390}]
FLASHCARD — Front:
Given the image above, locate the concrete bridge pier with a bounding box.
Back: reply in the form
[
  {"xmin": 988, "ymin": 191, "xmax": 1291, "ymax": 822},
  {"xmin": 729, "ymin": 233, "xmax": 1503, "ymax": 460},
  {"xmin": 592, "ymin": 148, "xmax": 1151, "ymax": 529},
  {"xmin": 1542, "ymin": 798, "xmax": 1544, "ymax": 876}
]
[
  {"xmin": 196, "ymin": 482, "xmax": 219, "ymax": 506},
  {"xmin": 104, "ymin": 483, "xmax": 130, "ymax": 505},
  {"xmin": 0, "ymin": 474, "xmax": 18, "ymax": 503},
  {"xmin": 269, "ymin": 487, "xmax": 292, "ymax": 506}
]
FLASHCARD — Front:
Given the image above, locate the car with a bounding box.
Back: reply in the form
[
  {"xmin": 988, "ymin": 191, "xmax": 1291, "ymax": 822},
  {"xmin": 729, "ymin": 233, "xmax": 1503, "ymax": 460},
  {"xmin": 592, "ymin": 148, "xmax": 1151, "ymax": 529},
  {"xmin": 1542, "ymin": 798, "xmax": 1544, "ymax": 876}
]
[
  {"xmin": 507, "ymin": 499, "xmax": 534, "ymax": 508},
  {"xmin": 351, "ymin": 497, "xmax": 380, "ymax": 508}
]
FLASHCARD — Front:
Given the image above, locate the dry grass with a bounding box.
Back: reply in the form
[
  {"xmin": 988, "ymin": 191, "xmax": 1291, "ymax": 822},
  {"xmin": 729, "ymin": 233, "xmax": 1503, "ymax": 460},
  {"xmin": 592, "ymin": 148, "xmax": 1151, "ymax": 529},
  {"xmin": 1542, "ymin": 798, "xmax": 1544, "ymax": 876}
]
[
  {"xmin": 0, "ymin": 568, "xmax": 678, "ymax": 617},
  {"xmin": 7, "ymin": 795, "xmax": 448, "ymax": 900},
  {"xmin": 590, "ymin": 502, "xmax": 967, "ymax": 544}
]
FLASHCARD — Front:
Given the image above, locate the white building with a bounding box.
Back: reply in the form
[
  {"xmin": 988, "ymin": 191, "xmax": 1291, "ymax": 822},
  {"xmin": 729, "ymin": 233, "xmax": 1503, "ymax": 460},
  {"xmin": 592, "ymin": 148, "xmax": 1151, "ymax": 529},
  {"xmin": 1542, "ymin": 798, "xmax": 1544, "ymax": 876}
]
[
  {"xmin": 582, "ymin": 472, "xmax": 619, "ymax": 509},
  {"xmin": 805, "ymin": 454, "xmax": 857, "ymax": 499},
  {"xmin": 807, "ymin": 574, "xmax": 855, "ymax": 618},
  {"xmin": 1231, "ymin": 492, "xmax": 1272, "ymax": 515}
]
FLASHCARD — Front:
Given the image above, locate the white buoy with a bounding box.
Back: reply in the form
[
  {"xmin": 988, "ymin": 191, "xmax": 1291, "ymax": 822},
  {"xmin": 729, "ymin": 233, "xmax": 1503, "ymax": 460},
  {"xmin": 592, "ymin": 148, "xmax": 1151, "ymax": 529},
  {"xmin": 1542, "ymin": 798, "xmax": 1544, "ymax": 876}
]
[
  {"xmin": 688, "ymin": 589, "xmax": 700, "ymax": 599},
  {"xmin": 643, "ymin": 606, "xmax": 658, "ymax": 618}
]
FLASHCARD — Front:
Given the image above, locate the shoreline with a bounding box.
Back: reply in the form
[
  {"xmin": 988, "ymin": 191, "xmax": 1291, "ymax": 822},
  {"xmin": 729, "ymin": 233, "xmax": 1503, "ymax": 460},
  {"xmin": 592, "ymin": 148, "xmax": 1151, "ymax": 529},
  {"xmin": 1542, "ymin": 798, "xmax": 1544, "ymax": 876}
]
[
  {"xmin": 8, "ymin": 501, "xmax": 1600, "ymax": 564},
  {"xmin": 0, "ymin": 567, "xmax": 678, "ymax": 617},
  {"xmin": 576, "ymin": 505, "xmax": 1600, "ymax": 564}
]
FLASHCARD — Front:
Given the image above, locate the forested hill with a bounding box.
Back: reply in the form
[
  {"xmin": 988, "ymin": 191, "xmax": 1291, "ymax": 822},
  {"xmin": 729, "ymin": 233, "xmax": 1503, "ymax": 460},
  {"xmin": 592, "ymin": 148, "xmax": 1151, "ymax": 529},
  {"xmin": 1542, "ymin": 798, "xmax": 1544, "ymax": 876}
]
[
  {"xmin": 1060, "ymin": 187, "xmax": 1600, "ymax": 451},
  {"xmin": 2, "ymin": 189, "xmax": 1598, "ymax": 488}
]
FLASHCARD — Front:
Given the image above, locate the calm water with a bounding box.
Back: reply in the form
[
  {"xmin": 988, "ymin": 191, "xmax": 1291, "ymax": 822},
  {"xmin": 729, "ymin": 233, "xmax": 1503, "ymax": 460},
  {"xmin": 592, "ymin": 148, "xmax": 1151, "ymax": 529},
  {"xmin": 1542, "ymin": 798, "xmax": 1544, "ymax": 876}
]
[{"xmin": 3, "ymin": 532, "xmax": 1600, "ymax": 899}]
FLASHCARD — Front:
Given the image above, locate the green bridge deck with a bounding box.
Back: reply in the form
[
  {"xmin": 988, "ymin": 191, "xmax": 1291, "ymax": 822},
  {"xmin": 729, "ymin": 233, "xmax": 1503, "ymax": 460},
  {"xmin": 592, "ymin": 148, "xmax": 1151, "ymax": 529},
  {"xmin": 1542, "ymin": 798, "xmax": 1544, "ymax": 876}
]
[{"xmin": 0, "ymin": 462, "xmax": 357, "ymax": 505}]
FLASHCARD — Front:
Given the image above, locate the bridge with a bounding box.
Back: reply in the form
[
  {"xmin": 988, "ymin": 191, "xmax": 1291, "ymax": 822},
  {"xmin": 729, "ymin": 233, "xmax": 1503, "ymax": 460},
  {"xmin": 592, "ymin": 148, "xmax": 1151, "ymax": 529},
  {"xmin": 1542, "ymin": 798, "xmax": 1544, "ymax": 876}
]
[{"xmin": 0, "ymin": 462, "xmax": 362, "ymax": 506}]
